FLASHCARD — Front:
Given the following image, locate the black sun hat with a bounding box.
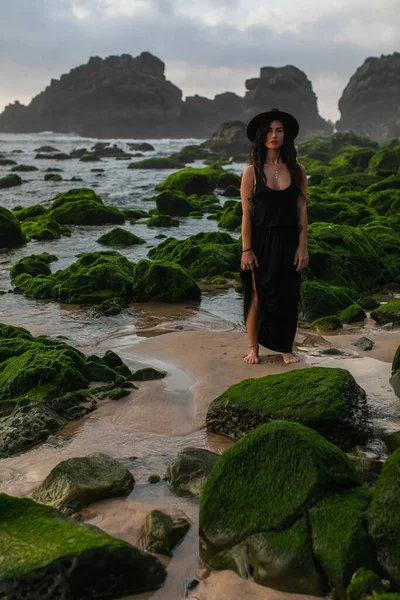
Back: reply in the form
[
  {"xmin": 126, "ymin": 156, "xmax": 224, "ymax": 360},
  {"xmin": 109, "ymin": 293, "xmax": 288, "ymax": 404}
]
[{"xmin": 246, "ymin": 108, "xmax": 300, "ymax": 142}]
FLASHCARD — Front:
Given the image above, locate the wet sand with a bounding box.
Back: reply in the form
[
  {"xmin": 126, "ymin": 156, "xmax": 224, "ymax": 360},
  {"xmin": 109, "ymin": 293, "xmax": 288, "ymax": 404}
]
[{"xmin": 0, "ymin": 326, "xmax": 399, "ymax": 599}]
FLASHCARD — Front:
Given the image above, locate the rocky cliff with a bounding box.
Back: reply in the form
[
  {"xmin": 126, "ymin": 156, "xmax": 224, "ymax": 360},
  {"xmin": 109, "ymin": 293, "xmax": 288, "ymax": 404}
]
[
  {"xmin": 0, "ymin": 53, "xmax": 242, "ymax": 138},
  {"xmin": 336, "ymin": 52, "xmax": 400, "ymax": 142},
  {"xmin": 242, "ymin": 65, "xmax": 333, "ymax": 140}
]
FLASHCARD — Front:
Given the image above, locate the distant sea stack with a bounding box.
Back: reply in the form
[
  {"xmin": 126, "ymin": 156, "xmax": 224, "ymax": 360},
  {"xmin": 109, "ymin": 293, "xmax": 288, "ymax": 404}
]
[
  {"xmin": 242, "ymin": 65, "xmax": 333, "ymax": 140},
  {"xmin": 336, "ymin": 52, "xmax": 400, "ymax": 142},
  {"xmin": 0, "ymin": 52, "xmax": 242, "ymax": 138}
]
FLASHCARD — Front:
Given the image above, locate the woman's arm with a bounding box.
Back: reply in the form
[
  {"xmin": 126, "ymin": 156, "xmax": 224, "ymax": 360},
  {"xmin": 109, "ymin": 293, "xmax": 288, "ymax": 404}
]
[
  {"xmin": 240, "ymin": 166, "xmax": 258, "ymax": 270},
  {"xmin": 294, "ymin": 165, "xmax": 309, "ymax": 271}
]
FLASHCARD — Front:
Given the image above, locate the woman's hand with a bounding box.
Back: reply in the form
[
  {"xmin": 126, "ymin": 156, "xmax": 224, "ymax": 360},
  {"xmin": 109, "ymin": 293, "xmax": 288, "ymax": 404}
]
[
  {"xmin": 294, "ymin": 246, "xmax": 309, "ymax": 271},
  {"xmin": 241, "ymin": 250, "xmax": 258, "ymax": 271}
]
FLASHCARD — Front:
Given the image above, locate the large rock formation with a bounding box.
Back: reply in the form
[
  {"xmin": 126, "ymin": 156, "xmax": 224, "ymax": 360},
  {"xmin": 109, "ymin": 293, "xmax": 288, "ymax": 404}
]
[
  {"xmin": 242, "ymin": 65, "xmax": 333, "ymax": 140},
  {"xmin": 0, "ymin": 53, "xmax": 242, "ymax": 138},
  {"xmin": 336, "ymin": 53, "xmax": 400, "ymax": 142}
]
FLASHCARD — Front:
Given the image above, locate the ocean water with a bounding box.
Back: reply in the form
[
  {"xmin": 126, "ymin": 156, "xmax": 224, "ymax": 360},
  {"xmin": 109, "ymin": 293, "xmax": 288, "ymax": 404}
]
[{"xmin": 0, "ymin": 132, "xmax": 246, "ymax": 349}]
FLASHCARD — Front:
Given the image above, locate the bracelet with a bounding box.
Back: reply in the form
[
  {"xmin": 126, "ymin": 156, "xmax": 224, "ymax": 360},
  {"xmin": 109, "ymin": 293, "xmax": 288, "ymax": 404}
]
[{"xmin": 242, "ymin": 248, "xmax": 252, "ymax": 253}]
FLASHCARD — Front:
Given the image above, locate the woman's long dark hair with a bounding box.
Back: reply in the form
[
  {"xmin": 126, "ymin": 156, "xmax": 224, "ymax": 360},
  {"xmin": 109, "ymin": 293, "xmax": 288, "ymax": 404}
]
[{"xmin": 249, "ymin": 119, "xmax": 303, "ymax": 193}]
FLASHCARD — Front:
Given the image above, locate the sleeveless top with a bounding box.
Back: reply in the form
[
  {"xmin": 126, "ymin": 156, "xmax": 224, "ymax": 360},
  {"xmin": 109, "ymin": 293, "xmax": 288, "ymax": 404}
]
[{"xmin": 252, "ymin": 167, "xmax": 299, "ymax": 228}]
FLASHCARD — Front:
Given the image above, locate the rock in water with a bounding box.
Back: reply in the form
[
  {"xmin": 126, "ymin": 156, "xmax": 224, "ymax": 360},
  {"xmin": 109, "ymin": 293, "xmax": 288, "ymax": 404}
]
[
  {"xmin": 206, "ymin": 367, "xmax": 372, "ymax": 450},
  {"xmin": 165, "ymin": 447, "xmax": 220, "ymax": 498},
  {"xmin": 242, "ymin": 65, "xmax": 332, "ymax": 139},
  {"xmin": 352, "ymin": 337, "xmax": 375, "ymax": 351},
  {"xmin": 32, "ymin": 453, "xmax": 135, "ymax": 514},
  {"xmin": 0, "ymin": 206, "xmax": 26, "ymax": 248},
  {"xmin": 0, "ymin": 493, "xmax": 166, "ymax": 598},
  {"xmin": 144, "ymin": 510, "xmax": 190, "ymax": 556},
  {"xmin": 202, "ymin": 121, "xmax": 248, "ymax": 155},
  {"xmin": 337, "ymin": 52, "xmax": 400, "ymax": 142}
]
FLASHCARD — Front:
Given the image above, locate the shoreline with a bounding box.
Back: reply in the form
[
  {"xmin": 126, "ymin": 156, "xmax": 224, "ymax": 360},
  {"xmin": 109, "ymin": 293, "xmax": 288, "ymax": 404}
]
[{"xmin": 0, "ymin": 326, "xmax": 399, "ymax": 599}]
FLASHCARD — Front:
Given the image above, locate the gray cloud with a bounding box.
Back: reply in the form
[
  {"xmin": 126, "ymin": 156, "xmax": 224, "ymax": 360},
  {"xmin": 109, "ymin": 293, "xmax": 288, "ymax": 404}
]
[{"xmin": 0, "ymin": 0, "xmax": 398, "ymax": 121}]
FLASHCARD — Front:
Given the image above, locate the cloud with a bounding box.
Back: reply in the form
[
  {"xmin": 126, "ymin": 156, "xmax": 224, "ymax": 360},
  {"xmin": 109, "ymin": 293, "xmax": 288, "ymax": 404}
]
[{"xmin": 0, "ymin": 0, "xmax": 398, "ymax": 121}]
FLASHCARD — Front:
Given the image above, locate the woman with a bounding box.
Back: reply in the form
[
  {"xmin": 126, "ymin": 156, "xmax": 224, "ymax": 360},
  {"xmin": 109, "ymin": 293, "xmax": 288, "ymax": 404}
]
[{"xmin": 240, "ymin": 108, "xmax": 309, "ymax": 365}]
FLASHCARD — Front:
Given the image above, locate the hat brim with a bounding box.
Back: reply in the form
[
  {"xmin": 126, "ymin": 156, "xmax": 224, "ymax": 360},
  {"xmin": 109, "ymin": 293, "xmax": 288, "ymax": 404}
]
[{"xmin": 246, "ymin": 110, "xmax": 299, "ymax": 142}]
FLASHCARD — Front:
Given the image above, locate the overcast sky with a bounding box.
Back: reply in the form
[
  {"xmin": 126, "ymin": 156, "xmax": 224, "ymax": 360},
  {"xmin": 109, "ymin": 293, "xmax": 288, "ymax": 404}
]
[{"xmin": 1, "ymin": 0, "xmax": 399, "ymax": 122}]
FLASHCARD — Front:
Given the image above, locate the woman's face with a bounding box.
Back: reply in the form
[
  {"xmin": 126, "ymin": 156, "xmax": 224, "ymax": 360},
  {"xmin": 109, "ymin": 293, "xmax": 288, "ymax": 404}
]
[{"xmin": 265, "ymin": 120, "xmax": 284, "ymax": 149}]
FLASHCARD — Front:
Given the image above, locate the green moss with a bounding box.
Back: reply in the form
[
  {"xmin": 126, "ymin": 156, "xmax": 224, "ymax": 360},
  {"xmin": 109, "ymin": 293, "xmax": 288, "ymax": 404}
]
[
  {"xmin": 360, "ymin": 296, "xmax": 380, "ymax": 310},
  {"xmin": 368, "ymin": 146, "xmax": 400, "ymax": 175},
  {"xmin": 44, "ymin": 173, "xmax": 62, "ymax": 181},
  {"xmin": 299, "ymin": 133, "xmax": 378, "ymax": 163},
  {"xmin": 123, "ymin": 209, "xmax": 149, "ymax": 219},
  {"xmin": 309, "ymin": 488, "xmax": 377, "ymax": 589},
  {"xmin": 148, "ymin": 232, "xmax": 240, "ymax": 280},
  {"xmin": 97, "ymin": 227, "xmax": 146, "ymax": 246},
  {"xmin": 48, "ymin": 188, "xmax": 125, "ymax": 225},
  {"xmin": 0, "ymin": 493, "xmax": 166, "ymax": 593},
  {"xmin": 130, "ymin": 367, "xmax": 166, "ymax": 381},
  {"xmin": 207, "ymin": 367, "xmax": 371, "ymax": 449},
  {"xmin": 371, "ymin": 299, "xmax": 400, "ymax": 325},
  {"xmin": 0, "ymin": 206, "xmax": 26, "ymax": 248},
  {"xmin": 218, "ymin": 201, "xmax": 242, "ymax": 231},
  {"xmin": 12, "ymin": 204, "xmax": 47, "ymax": 221},
  {"xmin": 79, "ymin": 153, "xmax": 101, "ymax": 162},
  {"xmin": 300, "ymin": 279, "xmax": 354, "ymax": 320},
  {"xmin": 311, "ymin": 316, "xmax": 343, "ymax": 332},
  {"xmin": 10, "ymin": 253, "xmax": 57, "ymax": 281},
  {"xmin": 346, "ymin": 570, "xmax": 385, "ymax": 600},
  {"xmin": 144, "ymin": 215, "xmax": 179, "ymax": 227},
  {"xmin": 368, "ymin": 448, "xmax": 400, "ymax": 585},
  {"xmin": 155, "ymin": 190, "xmax": 195, "ymax": 216},
  {"xmin": 132, "ymin": 260, "xmax": 201, "ymax": 302},
  {"xmin": 200, "ymin": 421, "xmax": 360, "ymax": 549},
  {"xmin": 339, "ymin": 304, "xmax": 367, "ymax": 324},
  {"xmin": 22, "ymin": 218, "xmax": 67, "ymax": 240},
  {"xmin": 155, "ymin": 165, "xmax": 223, "ymax": 195}
]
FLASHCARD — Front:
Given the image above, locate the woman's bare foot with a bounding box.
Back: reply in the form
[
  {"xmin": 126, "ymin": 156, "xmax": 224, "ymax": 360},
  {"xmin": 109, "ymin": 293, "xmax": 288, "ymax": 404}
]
[
  {"xmin": 244, "ymin": 344, "xmax": 260, "ymax": 364},
  {"xmin": 282, "ymin": 352, "xmax": 299, "ymax": 365}
]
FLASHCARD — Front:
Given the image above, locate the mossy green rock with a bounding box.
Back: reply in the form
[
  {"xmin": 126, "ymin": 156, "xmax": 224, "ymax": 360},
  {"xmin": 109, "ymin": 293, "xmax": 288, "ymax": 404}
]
[
  {"xmin": 10, "ymin": 253, "xmax": 57, "ymax": 281},
  {"xmin": 200, "ymin": 421, "xmax": 363, "ymax": 596},
  {"xmin": 368, "ymin": 146, "xmax": 400, "ymax": 174},
  {"xmin": 309, "ymin": 488, "xmax": 378, "ymax": 590},
  {"xmin": 339, "ymin": 304, "xmax": 367, "ymax": 324},
  {"xmin": 0, "ymin": 206, "xmax": 26, "ymax": 248},
  {"xmin": 128, "ymin": 157, "xmax": 183, "ymax": 169},
  {"xmin": 0, "ymin": 493, "xmax": 166, "ymax": 597},
  {"xmin": 165, "ymin": 447, "xmax": 220, "ymax": 499},
  {"xmin": 13, "ymin": 204, "xmax": 47, "ymax": 220},
  {"xmin": 206, "ymin": 367, "xmax": 371, "ymax": 449},
  {"xmin": 44, "ymin": 173, "xmax": 63, "ymax": 182},
  {"xmin": 22, "ymin": 219, "xmax": 69, "ymax": 241},
  {"xmin": 130, "ymin": 367, "xmax": 167, "ymax": 381},
  {"xmin": 368, "ymin": 448, "xmax": 400, "ymax": 585},
  {"xmin": 0, "ymin": 173, "xmax": 22, "ymax": 188},
  {"xmin": 155, "ymin": 165, "xmax": 222, "ymax": 195},
  {"xmin": 371, "ymin": 299, "xmax": 400, "ymax": 325},
  {"xmin": 48, "ymin": 188, "xmax": 125, "ymax": 225},
  {"xmin": 97, "ymin": 227, "xmax": 145, "ymax": 246},
  {"xmin": 144, "ymin": 214, "xmax": 179, "ymax": 227},
  {"xmin": 144, "ymin": 510, "xmax": 190, "ymax": 556},
  {"xmin": 132, "ymin": 260, "xmax": 201, "ymax": 302},
  {"xmin": 346, "ymin": 570, "xmax": 385, "ymax": 600},
  {"xmin": 148, "ymin": 232, "xmax": 240, "ymax": 279},
  {"xmin": 310, "ymin": 315, "xmax": 343, "ymax": 332},
  {"xmin": 218, "ymin": 201, "xmax": 242, "ymax": 231},
  {"xmin": 360, "ymin": 296, "xmax": 380, "ymax": 310},
  {"xmin": 155, "ymin": 190, "xmax": 195, "ymax": 216},
  {"xmin": 300, "ymin": 279, "xmax": 354, "ymax": 320},
  {"xmin": 32, "ymin": 453, "xmax": 135, "ymax": 514}
]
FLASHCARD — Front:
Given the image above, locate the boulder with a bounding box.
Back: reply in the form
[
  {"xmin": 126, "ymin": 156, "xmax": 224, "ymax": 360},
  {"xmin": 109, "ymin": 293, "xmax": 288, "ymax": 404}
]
[
  {"xmin": 339, "ymin": 304, "xmax": 367, "ymax": 323},
  {"xmin": 0, "ymin": 206, "xmax": 26, "ymax": 248},
  {"xmin": 144, "ymin": 215, "xmax": 179, "ymax": 227},
  {"xmin": 200, "ymin": 421, "xmax": 375, "ymax": 596},
  {"xmin": 360, "ymin": 296, "xmax": 380, "ymax": 310},
  {"xmin": 368, "ymin": 448, "xmax": 400, "ymax": 585},
  {"xmin": 311, "ymin": 316, "xmax": 343, "ymax": 332},
  {"xmin": 206, "ymin": 367, "xmax": 372, "ymax": 450},
  {"xmin": 130, "ymin": 368, "xmax": 167, "ymax": 381},
  {"xmin": 32, "ymin": 453, "xmax": 135, "ymax": 514},
  {"xmin": 11, "ymin": 164, "xmax": 38, "ymax": 172},
  {"xmin": 155, "ymin": 165, "xmax": 222, "ymax": 196},
  {"xmin": 97, "ymin": 227, "xmax": 145, "ymax": 246},
  {"xmin": 148, "ymin": 232, "xmax": 240, "ymax": 280},
  {"xmin": 155, "ymin": 190, "xmax": 195, "ymax": 216},
  {"xmin": 132, "ymin": 260, "xmax": 201, "ymax": 303},
  {"xmin": 0, "ymin": 173, "xmax": 22, "ymax": 188},
  {"xmin": 300, "ymin": 280, "xmax": 354, "ymax": 320},
  {"xmin": 337, "ymin": 52, "xmax": 400, "ymax": 142},
  {"xmin": 202, "ymin": 121, "xmax": 248, "ymax": 155},
  {"xmin": 371, "ymin": 299, "xmax": 400, "ymax": 325},
  {"xmin": 0, "ymin": 493, "xmax": 166, "ymax": 597},
  {"xmin": 144, "ymin": 510, "xmax": 190, "ymax": 556},
  {"xmin": 165, "ymin": 447, "xmax": 220, "ymax": 498},
  {"xmin": 352, "ymin": 337, "xmax": 375, "ymax": 351},
  {"xmin": 346, "ymin": 571, "xmax": 386, "ymax": 600},
  {"xmin": 128, "ymin": 157, "xmax": 183, "ymax": 169},
  {"xmin": 242, "ymin": 65, "xmax": 332, "ymax": 140},
  {"xmin": 48, "ymin": 188, "xmax": 125, "ymax": 225}
]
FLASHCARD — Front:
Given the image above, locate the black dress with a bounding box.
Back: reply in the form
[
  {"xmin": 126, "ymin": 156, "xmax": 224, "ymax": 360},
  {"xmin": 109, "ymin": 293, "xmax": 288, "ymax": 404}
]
[{"xmin": 241, "ymin": 168, "xmax": 301, "ymax": 353}]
